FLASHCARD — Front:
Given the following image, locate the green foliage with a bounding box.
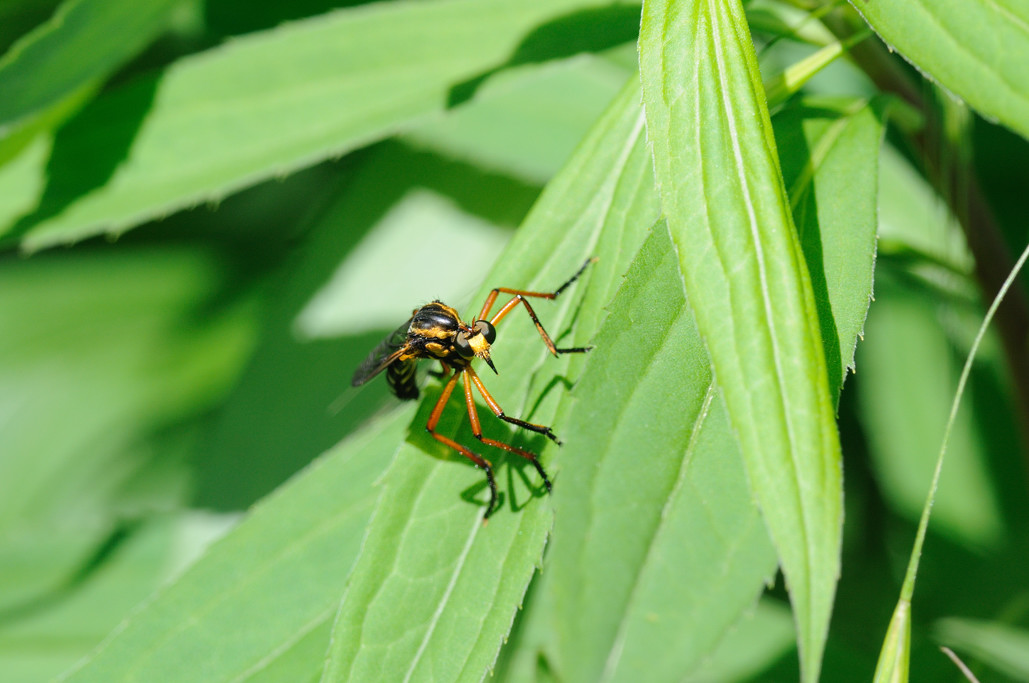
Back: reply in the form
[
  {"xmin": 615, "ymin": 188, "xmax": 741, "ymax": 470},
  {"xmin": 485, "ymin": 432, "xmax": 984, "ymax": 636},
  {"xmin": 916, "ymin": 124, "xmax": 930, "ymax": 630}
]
[
  {"xmin": 638, "ymin": 4, "xmax": 846, "ymax": 677},
  {"xmin": 852, "ymin": 0, "xmax": 1029, "ymax": 140},
  {"xmin": 0, "ymin": 0, "xmax": 181, "ymax": 129},
  {"xmin": 1, "ymin": 0, "xmax": 1028, "ymax": 681}
]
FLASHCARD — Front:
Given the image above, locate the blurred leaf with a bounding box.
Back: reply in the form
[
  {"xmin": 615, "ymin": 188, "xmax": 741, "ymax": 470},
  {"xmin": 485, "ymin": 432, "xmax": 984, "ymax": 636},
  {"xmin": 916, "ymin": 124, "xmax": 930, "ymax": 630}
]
[
  {"xmin": 850, "ymin": 0, "xmax": 1029, "ymax": 141},
  {"xmin": 322, "ymin": 75, "xmax": 655, "ymax": 682},
  {"xmin": 763, "ymin": 34, "xmax": 870, "ymax": 108},
  {"xmin": 877, "ymin": 144, "xmax": 973, "ymax": 276},
  {"xmin": 0, "ymin": 0, "xmax": 181, "ymax": 130},
  {"xmin": 639, "ymin": 1, "xmax": 843, "ymax": 679},
  {"xmin": 857, "ymin": 270, "xmax": 1005, "ymax": 548},
  {"xmin": 0, "ymin": 512, "xmax": 234, "ymax": 682},
  {"xmin": 0, "ymin": 0, "xmax": 641, "ymax": 250},
  {"xmin": 61, "ymin": 405, "xmax": 411, "ymax": 681},
  {"xmin": 0, "ymin": 245, "xmax": 254, "ymax": 670},
  {"xmin": 404, "ymin": 54, "xmax": 630, "ymax": 184},
  {"xmin": 871, "ymin": 223, "xmax": 1029, "ymax": 681},
  {"xmin": 203, "ymin": 0, "xmax": 367, "ymax": 37},
  {"xmin": 0, "ymin": 246, "xmax": 253, "ymax": 535},
  {"xmin": 297, "ymin": 184, "xmax": 519, "ymax": 340},
  {"xmin": 936, "ymin": 617, "xmax": 1029, "ymax": 680},
  {"xmin": 547, "ymin": 223, "xmax": 778, "ymax": 683},
  {"xmin": 746, "ymin": 3, "xmax": 834, "ymax": 47},
  {"xmin": 0, "ymin": 0, "xmax": 60, "ymax": 55}
]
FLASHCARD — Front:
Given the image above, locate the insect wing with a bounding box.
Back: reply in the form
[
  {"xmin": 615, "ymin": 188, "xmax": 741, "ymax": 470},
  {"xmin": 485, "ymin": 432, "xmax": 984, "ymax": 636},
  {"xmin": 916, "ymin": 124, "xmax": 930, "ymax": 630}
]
[{"xmin": 351, "ymin": 317, "xmax": 412, "ymax": 386}]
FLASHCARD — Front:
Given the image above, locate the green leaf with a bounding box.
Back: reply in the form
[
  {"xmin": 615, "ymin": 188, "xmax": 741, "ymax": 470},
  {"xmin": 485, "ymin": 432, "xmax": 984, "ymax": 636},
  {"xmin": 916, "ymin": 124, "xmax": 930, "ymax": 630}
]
[
  {"xmin": 321, "ymin": 76, "xmax": 657, "ymax": 682},
  {"xmin": 542, "ymin": 95, "xmax": 881, "ymax": 682},
  {"xmin": 0, "ymin": 0, "xmax": 181, "ymax": 130},
  {"xmin": 876, "ymin": 145, "xmax": 972, "ymax": 274},
  {"xmin": 683, "ymin": 598, "xmax": 797, "ymax": 682},
  {"xmin": 936, "ymin": 617, "xmax": 1029, "ymax": 680},
  {"xmin": 403, "ymin": 55, "xmax": 632, "ymax": 184},
  {"xmin": 0, "ymin": 0, "xmax": 640, "ymax": 251},
  {"xmin": 857, "ymin": 270, "xmax": 1005, "ymax": 548},
  {"xmin": 60, "ymin": 405, "xmax": 411, "ymax": 681},
  {"xmin": 0, "ymin": 246, "xmax": 252, "ymax": 535},
  {"xmin": 547, "ymin": 222, "xmax": 778, "ymax": 683},
  {"xmin": 0, "ymin": 512, "xmax": 234, "ymax": 682},
  {"xmin": 640, "ymin": 1, "xmax": 844, "ymax": 680},
  {"xmin": 775, "ymin": 96, "xmax": 884, "ymax": 397},
  {"xmin": 850, "ymin": 0, "xmax": 1029, "ymax": 141},
  {"xmin": 873, "ymin": 600, "xmax": 911, "ymax": 683}
]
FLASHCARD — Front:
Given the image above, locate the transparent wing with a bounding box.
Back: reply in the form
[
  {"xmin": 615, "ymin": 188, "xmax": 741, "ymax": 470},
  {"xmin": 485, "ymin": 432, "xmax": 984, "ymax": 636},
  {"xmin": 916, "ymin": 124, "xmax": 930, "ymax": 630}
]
[{"xmin": 351, "ymin": 317, "xmax": 412, "ymax": 386}]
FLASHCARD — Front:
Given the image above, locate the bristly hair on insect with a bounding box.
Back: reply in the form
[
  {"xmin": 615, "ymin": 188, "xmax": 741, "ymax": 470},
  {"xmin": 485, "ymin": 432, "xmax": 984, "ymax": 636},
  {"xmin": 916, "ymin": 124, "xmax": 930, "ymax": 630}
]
[{"xmin": 351, "ymin": 258, "xmax": 596, "ymax": 519}]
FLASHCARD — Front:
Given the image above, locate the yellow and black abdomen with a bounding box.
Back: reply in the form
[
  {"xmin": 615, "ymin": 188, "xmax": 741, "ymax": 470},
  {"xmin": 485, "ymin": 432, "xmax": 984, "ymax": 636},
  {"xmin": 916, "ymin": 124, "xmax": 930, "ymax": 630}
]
[{"xmin": 386, "ymin": 357, "xmax": 420, "ymax": 400}]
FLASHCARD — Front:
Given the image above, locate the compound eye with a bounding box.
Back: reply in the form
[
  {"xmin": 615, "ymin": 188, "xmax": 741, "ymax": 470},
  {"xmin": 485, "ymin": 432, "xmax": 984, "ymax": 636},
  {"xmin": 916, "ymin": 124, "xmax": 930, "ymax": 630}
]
[
  {"xmin": 474, "ymin": 320, "xmax": 496, "ymax": 344},
  {"xmin": 454, "ymin": 332, "xmax": 475, "ymax": 358}
]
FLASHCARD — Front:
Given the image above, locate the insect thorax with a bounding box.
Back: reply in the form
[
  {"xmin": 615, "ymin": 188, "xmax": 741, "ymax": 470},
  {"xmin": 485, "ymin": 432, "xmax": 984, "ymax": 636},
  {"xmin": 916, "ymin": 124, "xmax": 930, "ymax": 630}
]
[{"xmin": 405, "ymin": 302, "xmax": 466, "ymax": 363}]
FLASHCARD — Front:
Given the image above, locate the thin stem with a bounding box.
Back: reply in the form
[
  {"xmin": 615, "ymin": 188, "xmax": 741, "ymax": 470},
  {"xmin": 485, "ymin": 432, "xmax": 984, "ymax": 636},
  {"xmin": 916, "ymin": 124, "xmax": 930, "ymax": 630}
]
[{"xmin": 901, "ymin": 240, "xmax": 1029, "ymax": 600}]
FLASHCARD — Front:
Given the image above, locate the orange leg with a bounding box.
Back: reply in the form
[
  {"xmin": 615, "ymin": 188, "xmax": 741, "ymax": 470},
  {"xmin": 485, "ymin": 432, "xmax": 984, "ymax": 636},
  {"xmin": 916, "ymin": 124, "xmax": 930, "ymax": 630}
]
[
  {"xmin": 466, "ymin": 367, "xmax": 560, "ymax": 444},
  {"xmin": 487, "ymin": 295, "xmax": 590, "ymax": 357},
  {"xmin": 476, "ymin": 259, "xmax": 595, "ymax": 357},
  {"xmin": 464, "ymin": 368, "xmax": 553, "ymax": 493},
  {"xmin": 426, "ymin": 369, "xmax": 498, "ymax": 518}
]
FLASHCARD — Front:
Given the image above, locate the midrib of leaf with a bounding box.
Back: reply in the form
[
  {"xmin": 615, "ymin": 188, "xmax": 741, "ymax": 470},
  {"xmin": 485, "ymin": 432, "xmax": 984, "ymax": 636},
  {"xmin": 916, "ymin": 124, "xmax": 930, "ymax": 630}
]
[
  {"xmin": 232, "ymin": 606, "xmax": 334, "ymax": 682},
  {"xmin": 640, "ymin": 0, "xmax": 844, "ymax": 679},
  {"xmin": 599, "ymin": 381, "xmax": 718, "ymax": 681},
  {"xmin": 706, "ymin": 1, "xmax": 815, "ymax": 610},
  {"xmin": 401, "ymin": 513, "xmax": 482, "ymax": 681},
  {"xmin": 987, "ymin": 0, "xmax": 1029, "ymax": 30}
]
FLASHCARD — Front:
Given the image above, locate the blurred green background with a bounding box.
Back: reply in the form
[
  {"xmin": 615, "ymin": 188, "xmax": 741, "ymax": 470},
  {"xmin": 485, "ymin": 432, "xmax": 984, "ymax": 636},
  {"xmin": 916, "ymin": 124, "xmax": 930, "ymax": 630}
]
[{"xmin": 2, "ymin": 0, "xmax": 1029, "ymax": 680}]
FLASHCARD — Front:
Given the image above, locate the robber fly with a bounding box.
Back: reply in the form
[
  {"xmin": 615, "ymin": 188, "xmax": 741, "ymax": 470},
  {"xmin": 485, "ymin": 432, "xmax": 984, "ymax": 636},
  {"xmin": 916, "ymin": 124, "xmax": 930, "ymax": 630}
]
[{"xmin": 351, "ymin": 258, "xmax": 595, "ymax": 518}]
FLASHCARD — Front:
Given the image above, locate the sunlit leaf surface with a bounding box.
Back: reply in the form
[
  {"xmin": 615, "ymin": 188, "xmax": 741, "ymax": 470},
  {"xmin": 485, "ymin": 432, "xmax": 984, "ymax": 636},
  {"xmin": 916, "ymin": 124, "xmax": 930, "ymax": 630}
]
[
  {"xmin": 640, "ymin": 1, "xmax": 845, "ymax": 679},
  {"xmin": 851, "ymin": 0, "xmax": 1029, "ymax": 140}
]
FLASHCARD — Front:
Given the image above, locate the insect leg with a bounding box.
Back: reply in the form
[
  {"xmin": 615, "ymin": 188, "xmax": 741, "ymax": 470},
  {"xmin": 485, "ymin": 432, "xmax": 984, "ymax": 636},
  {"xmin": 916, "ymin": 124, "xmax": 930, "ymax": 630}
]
[
  {"xmin": 428, "ymin": 360, "xmax": 454, "ymax": 379},
  {"xmin": 477, "ymin": 259, "xmax": 596, "ymax": 356},
  {"xmin": 464, "ymin": 369, "xmax": 553, "ymax": 493},
  {"xmin": 427, "ymin": 369, "xmax": 498, "ymax": 518},
  {"xmin": 488, "ymin": 295, "xmax": 591, "ymax": 356},
  {"xmin": 477, "ymin": 257, "xmax": 595, "ymax": 320}
]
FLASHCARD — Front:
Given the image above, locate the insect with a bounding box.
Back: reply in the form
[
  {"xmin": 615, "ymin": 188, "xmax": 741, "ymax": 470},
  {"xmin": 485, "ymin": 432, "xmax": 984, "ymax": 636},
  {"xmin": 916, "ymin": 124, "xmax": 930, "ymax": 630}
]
[{"xmin": 351, "ymin": 258, "xmax": 595, "ymax": 518}]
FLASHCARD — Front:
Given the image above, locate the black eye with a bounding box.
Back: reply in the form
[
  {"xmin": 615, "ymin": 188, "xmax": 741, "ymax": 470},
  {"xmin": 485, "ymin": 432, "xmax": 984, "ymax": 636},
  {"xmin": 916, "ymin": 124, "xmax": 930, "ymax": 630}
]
[
  {"xmin": 474, "ymin": 320, "xmax": 496, "ymax": 344},
  {"xmin": 454, "ymin": 332, "xmax": 475, "ymax": 358}
]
